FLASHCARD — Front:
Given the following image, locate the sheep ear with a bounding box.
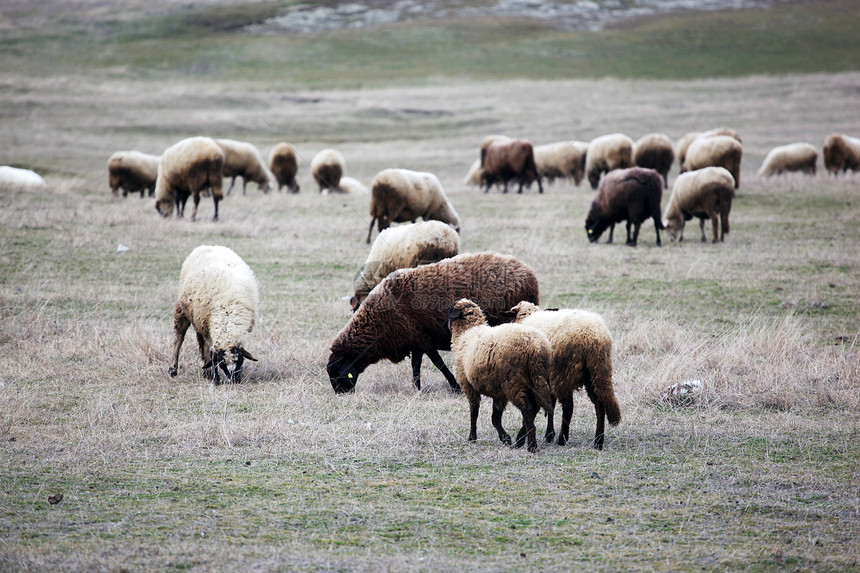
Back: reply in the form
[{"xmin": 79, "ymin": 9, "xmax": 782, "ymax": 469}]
[
  {"xmin": 545, "ymin": 308, "xmax": 560, "ymax": 312},
  {"xmin": 499, "ymin": 309, "xmax": 517, "ymax": 319},
  {"xmin": 350, "ymin": 295, "xmax": 360, "ymax": 312},
  {"xmin": 447, "ymin": 307, "xmax": 462, "ymax": 321},
  {"xmin": 240, "ymin": 348, "xmax": 257, "ymax": 362}
]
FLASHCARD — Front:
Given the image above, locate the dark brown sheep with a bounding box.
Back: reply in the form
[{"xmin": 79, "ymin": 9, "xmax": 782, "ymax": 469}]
[
  {"xmin": 268, "ymin": 142, "xmax": 300, "ymax": 193},
  {"xmin": 481, "ymin": 138, "xmax": 543, "ymax": 194},
  {"xmin": 585, "ymin": 167, "xmax": 664, "ymax": 247},
  {"xmin": 823, "ymin": 133, "xmax": 860, "ymax": 174},
  {"xmin": 633, "ymin": 133, "xmax": 675, "ymax": 189},
  {"xmin": 327, "ymin": 252, "xmax": 539, "ymax": 394}
]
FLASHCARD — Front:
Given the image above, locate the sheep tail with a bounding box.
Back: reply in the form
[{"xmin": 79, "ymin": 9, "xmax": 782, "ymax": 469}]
[
  {"xmin": 366, "ymin": 216, "xmax": 377, "ymax": 244},
  {"xmin": 589, "ymin": 345, "xmax": 621, "ymax": 426},
  {"xmin": 531, "ymin": 370, "xmax": 554, "ymax": 416}
]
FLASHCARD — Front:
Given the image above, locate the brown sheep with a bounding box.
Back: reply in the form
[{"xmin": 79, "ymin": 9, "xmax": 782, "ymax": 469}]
[
  {"xmin": 633, "ymin": 134, "xmax": 675, "ymax": 189},
  {"xmin": 311, "ymin": 148, "xmax": 345, "ymax": 193},
  {"xmin": 481, "ymin": 138, "xmax": 543, "ymax": 194},
  {"xmin": 268, "ymin": 142, "xmax": 300, "ymax": 193},
  {"xmin": 663, "ymin": 166, "xmax": 735, "ymax": 243},
  {"xmin": 585, "ymin": 167, "xmax": 664, "ymax": 247},
  {"xmin": 823, "ymin": 134, "xmax": 860, "ymax": 174},
  {"xmin": 154, "ymin": 136, "xmax": 225, "ymax": 221},
  {"xmin": 682, "ymin": 135, "xmax": 743, "ymax": 188}
]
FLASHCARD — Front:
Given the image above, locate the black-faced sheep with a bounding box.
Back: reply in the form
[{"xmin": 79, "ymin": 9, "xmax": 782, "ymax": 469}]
[
  {"xmin": 585, "ymin": 133, "xmax": 634, "ymax": 190},
  {"xmin": 823, "ymin": 133, "xmax": 860, "ymax": 174},
  {"xmin": 311, "ymin": 148, "xmax": 345, "ymax": 193},
  {"xmin": 154, "ymin": 136, "xmax": 225, "ymax": 221},
  {"xmin": 481, "ymin": 138, "xmax": 543, "ymax": 194},
  {"xmin": 504, "ymin": 302, "xmax": 620, "ymax": 450},
  {"xmin": 327, "ymin": 252, "xmax": 540, "ymax": 394},
  {"xmin": 215, "ymin": 139, "xmax": 277, "ymax": 195},
  {"xmin": 268, "ymin": 142, "xmax": 300, "ymax": 193},
  {"xmin": 447, "ymin": 299, "xmax": 553, "ymax": 453},
  {"xmin": 0, "ymin": 166, "xmax": 47, "ymax": 192},
  {"xmin": 633, "ymin": 134, "xmax": 675, "ymax": 189},
  {"xmin": 663, "ymin": 166, "xmax": 735, "ymax": 243},
  {"xmin": 168, "ymin": 245, "xmax": 259, "ymax": 384},
  {"xmin": 676, "ymin": 128, "xmax": 742, "ymax": 171},
  {"xmin": 682, "ymin": 135, "xmax": 743, "ymax": 188},
  {"xmin": 351, "ymin": 220, "xmax": 460, "ymax": 311},
  {"xmin": 107, "ymin": 151, "xmax": 160, "ymax": 198},
  {"xmin": 585, "ymin": 167, "xmax": 664, "ymax": 247},
  {"xmin": 534, "ymin": 141, "xmax": 589, "ymax": 186},
  {"xmin": 366, "ymin": 168, "xmax": 461, "ymax": 244},
  {"xmin": 757, "ymin": 142, "xmax": 818, "ymax": 178}
]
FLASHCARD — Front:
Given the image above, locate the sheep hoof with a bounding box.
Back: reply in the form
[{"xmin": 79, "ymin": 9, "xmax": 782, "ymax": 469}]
[
  {"xmin": 168, "ymin": 366, "xmax": 178, "ymax": 377},
  {"xmin": 500, "ymin": 434, "xmax": 512, "ymax": 447},
  {"xmin": 557, "ymin": 434, "xmax": 568, "ymax": 447},
  {"xmin": 544, "ymin": 431, "xmax": 555, "ymax": 443},
  {"xmin": 527, "ymin": 442, "xmax": 538, "ymax": 453}
]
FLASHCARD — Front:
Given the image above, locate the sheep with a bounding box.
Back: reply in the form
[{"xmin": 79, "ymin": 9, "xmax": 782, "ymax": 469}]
[
  {"xmin": 682, "ymin": 135, "xmax": 743, "ymax": 188},
  {"xmin": 168, "ymin": 245, "xmax": 259, "ymax": 384},
  {"xmin": 823, "ymin": 133, "xmax": 860, "ymax": 174},
  {"xmin": 0, "ymin": 166, "xmax": 47, "ymax": 192},
  {"xmin": 215, "ymin": 139, "xmax": 277, "ymax": 195},
  {"xmin": 311, "ymin": 148, "xmax": 345, "ymax": 193},
  {"xmin": 585, "ymin": 133, "xmax": 634, "ymax": 190},
  {"xmin": 463, "ymin": 158, "xmax": 483, "ymax": 187},
  {"xmin": 676, "ymin": 128, "xmax": 742, "ymax": 171},
  {"xmin": 107, "ymin": 151, "xmax": 160, "ymax": 198},
  {"xmin": 366, "ymin": 168, "xmax": 461, "ymax": 244},
  {"xmin": 337, "ymin": 176, "xmax": 369, "ymax": 194},
  {"xmin": 154, "ymin": 136, "xmax": 225, "ymax": 221},
  {"xmin": 633, "ymin": 134, "xmax": 675, "ymax": 189},
  {"xmin": 268, "ymin": 142, "xmax": 301, "ymax": 193},
  {"xmin": 585, "ymin": 166, "xmax": 664, "ymax": 247},
  {"xmin": 504, "ymin": 302, "xmax": 620, "ymax": 450},
  {"xmin": 351, "ymin": 220, "xmax": 460, "ymax": 311},
  {"xmin": 327, "ymin": 252, "xmax": 539, "ymax": 394},
  {"xmin": 757, "ymin": 143, "xmax": 818, "ymax": 178},
  {"xmin": 534, "ymin": 141, "xmax": 589, "ymax": 186},
  {"xmin": 447, "ymin": 299, "xmax": 553, "ymax": 453},
  {"xmin": 481, "ymin": 138, "xmax": 543, "ymax": 194},
  {"xmin": 663, "ymin": 166, "xmax": 736, "ymax": 244}
]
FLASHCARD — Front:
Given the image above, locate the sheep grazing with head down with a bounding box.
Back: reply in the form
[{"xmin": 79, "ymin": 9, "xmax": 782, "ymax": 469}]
[
  {"xmin": 0, "ymin": 166, "xmax": 47, "ymax": 192},
  {"xmin": 311, "ymin": 148, "xmax": 345, "ymax": 193},
  {"xmin": 481, "ymin": 138, "xmax": 543, "ymax": 194},
  {"xmin": 215, "ymin": 139, "xmax": 277, "ymax": 195},
  {"xmin": 351, "ymin": 220, "xmax": 460, "ymax": 311},
  {"xmin": 463, "ymin": 158, "xmax": 483, "ymax": 187},
  {"xmin": 155, "ymin": 136, "xmax": 225, "ymax": 221},
  {"xmin": 504, "ymin": 302, "xmax": 620, "ymax": 450},
  {"xmin": 757, "ymin": 143, "xmax": 818, "ymax": 178},
  {"xmin": 366, "ymin": 168, "xmax": 461, "ymax": 244},
  {"xmin": 664, "ymin": 166, "xmax": 735, "ymax": 243},
  {"xmin": 585, "ymin": 167, "xmax": 664, "ymax": 247},
  {"xmin": 823, "ymin": 133, "xmax": 860, "ymax": 175},
  {"xmin": 534, "ymin": 141, "xmax": 589, "ymax": 186},
  {"xmin": 682, "ymin": 135, "xmax": 743, "ymax": 188},
  {"xmin": 633, "ymin": 134, "xmax": 675, "ymax": 189},
  {"xmin": 327, "ymin": 252, "xmax": 539, "ymax": 394},
  {"xmin": 447, "ymin": 298, "xmax": 553, "ymax": 453},
  {"xmin": 169, "ymin": 245, "xmax": 259, "ymax": 384},
  {"xmin": 268, "ymin": 142, "xmax": 300, "ymax": 193},
  {"xmin": 585, "ymin": 133, "xmax": 634, "ymax": 190},
  {"xmin": 107, "ymin": 151, "xmax": 161, "ymax": 198}
]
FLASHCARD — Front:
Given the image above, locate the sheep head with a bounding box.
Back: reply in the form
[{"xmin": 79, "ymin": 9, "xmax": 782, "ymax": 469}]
[
  {"xmin": 204, "ymin": 345, "xmax": 257, "ymax": 384},
  {"xmin": 327, "ymin": 352, "xmax": 361, "ymax": 393},
  {"xmin": 446, "ymin": 299, "xmax": 486, "ymax": 333}
]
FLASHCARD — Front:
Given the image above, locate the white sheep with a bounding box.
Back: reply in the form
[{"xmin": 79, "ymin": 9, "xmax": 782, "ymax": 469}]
[
  {"xmin": 215, "ymin": 139, "xmax": 277, "ymax": 195},
  {"xmin": 663, "ymin": 166, "xmax": 735, "ymax": 243},
  {"xmin": 633, "ymin": 133, "xmax": 675, "ymax": 189},
  {"xmin": 351, "ymin": 220, "xmax": 460, "ymax": 311},
  {"xmin": 107, "ymin": 151, "xmax": 161, "ymax": 198},
  {"xmin": 585, "ymin": 133, "xmax": 634, "ymax": 189},
  {"xmin": 682, "ymin": 135, "xmax": 743, "ymax": 188},
  {"xmin": 268, "ymin": 142, "xmax": 300, "ymax": 193},
  {"xmin": 447, "ymin": 298, "xmax": 553, "ymax": 453},
  {"xmin": 0, "ymin": 166, "xmax": 47, "ymax": 192},
  {"xmin": 463, "ymin": 158, "xmax": 483, "ymax": 187},
  {"xmin": 676, "ymin": 128, "xmax": 742, "ymax": 171},
  {"xmin": 168, "ymin": 245, "xmax": 259, "ymax": 384},
  {"xmin": 757, "ymin": 143, "xmax": 818, "ymax": 177},
  {"xmin": 534, "ymin": 141, "xmax": 589, "ymax": 186},
  {"xmin": 505, "ymin": 302, "xmax": 621, "ymax": 450},
  {"xmin": 336, "ymin": 176, "xmax": 369, "ymax": 194},
  {"xmin": 155, "ymin": 136, "xmax": 226, "ymax": 221},
  {"xmin": 311, "ymin": 148, "xmax": 345, "ymax": 193},
  {"xmin": 366, "ymin": 168, "xmax": 461, "ymax": 244},
  {"xmin": 823, "ymin": 133, "xmax": 860, "ymax": 174}
]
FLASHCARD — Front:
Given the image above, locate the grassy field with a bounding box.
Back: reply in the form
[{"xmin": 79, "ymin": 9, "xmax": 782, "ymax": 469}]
[{"xmin": 2, "ymin": 1, "xmax": 860, "ymax": 571}]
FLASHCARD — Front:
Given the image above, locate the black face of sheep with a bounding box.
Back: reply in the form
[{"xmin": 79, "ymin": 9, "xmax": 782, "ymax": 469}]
[
  {"xmin": 327, "ymin": 354, "xmax": 360, "ymax": 393},
  {"xmin": 205, "ymin": 346, "xmax": 257, "ymax": 384},
  {"xmin": 585, "ymin": 219, "xmax": 610, "ymax": 243}
]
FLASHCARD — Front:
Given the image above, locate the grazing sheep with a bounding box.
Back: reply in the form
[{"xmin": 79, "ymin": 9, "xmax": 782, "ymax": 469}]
[
  {"xmin": 663, "ymin": 166, "xmax": 736, "ymax": 243},
  {"xmin": 633, "ymin": 134, "xmax": 675, "ymax": 189},
  {"xmin": 682, "ymin": 135, "xmax": 743, "ymax": 188},
  {"xmin": 327, "ymin": 252, "xmax": 539, "ymax": 393},
  {"xmin": 337, "ymin": 176, "xmax": 369, "ymax": 194},
  {"xmin": 0, "ymin": 166, "xmax": 47, "ymax": 192},
  {"xmin": 154, "ymin": 136, "xmax": 225, "ymax": 221},
  {"xmin": 268, "ymin": 142, "xmax": 300, "ymax": 193},
  {"xmin": 168, "ymin": 245, "xmax": 259, "ymax": 384},
  {"xmin": 823, "ymin": 133, "xmax": 860, "ymax": 174},
  {"xmin": 447, "ymin": 298, "xmax": 553, "ymax": 453},
  {"xmin": 366, "ymin": 168, "xmax": 461, "ymax": 244},
  {"xmin": 481, "ymin": 138, "xmax": 543, "ymax": 194},
  {"xmin": 107, "ymin": 151, "xmax": 160, "ymax": 198},
  {"xmin": 534, "ymin": 141, "xmax": 589, "ymax": 186},
  {"xmin": 215, "ymin": 139, "xmax": 277, "ymax": 195},
  {"xmin": 585, "ymin": 167, "xmax": 664, "ymax": 247},
  {"xmin": 463, "ymin": 158, "xmax": 483, "ymax": 187},
  {"xmin": 676, "ymin": 128, "xmax": 742, "ymax": 171},
  {"xmin": 351, "ymin": 220, "xmax": 460, "ymax": 311},
  {"xmin": 757, "ymin": 143, "xmax": 818, "ymax": 177},
  {"xmin": 585, "ymin": 133, "xmax": 635, "ymax": 190},
  {"xmin": 311, "ymin": 148, "xmax": 345, "ymax": 193},
  {"xmin": 505, "ymin": 302, "xmax": 620, "ymax": 450}
]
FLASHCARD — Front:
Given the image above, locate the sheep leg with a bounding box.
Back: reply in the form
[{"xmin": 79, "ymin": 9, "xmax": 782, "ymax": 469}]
[
  {"xmin": 558, "ymin": 395, "xmax": 574, "ymax": 446},
  {"xmin": 720, "ymin": 208, "xmax": 730, "ymax": 242},
  {"xmin": 226, "ymin": 176, "xmax": 236, "ymax": 195},
  {"xmin": 467, "ymin": 391, "xmax": 481, "ymax": 443},
  {"xmin": 492, "ymin": 397, "xmax": 512, "ymax": 446},
  {"xmin": 699, "ymin": 217, "xmax": 707, "ymax": 242},
  {"xmin": 168, "ymin": 308, "xmax": 190, "ymax": 377},
  {"xmin": 593, "ymin": 401, "xmax": 606, "ymax": 450},
  {"xmin": 212, "ymin": 195, "xmax": 220, "ymax": 222},
  {"xmin": 366, "ymin": 217, "xmax": 377, "ymax": 244},
  {"xmin": 606, "ymin": 223, "xmax": 615, "ymax": 244},
  {"xmin": 242, "ymin": 178, "xmax": 248, "ymax": 196},
  {"xmin": 544, "ymin": 394, "xmax": 556, "ymax": 443},
  {"xmin": 653, "ymin": 217, "xmax": 662, "ymax": 246},
  {"xmin": 190, "ymin": 192, "xmax": 200, "ymax": 221},
  {"xmin": 425, "ymin": 348, "xmax": 461, "ymax": 392},
  {"xmin": 410, "ymin": 351, "xmax": 423, "ymax": 390},
  {"xmin": 516, "ymin": 400, "xmax": 539, "ymax": 453},
  {"xmin": 626, "ymin": 220, "xmax": 641, "ymax": 247}
]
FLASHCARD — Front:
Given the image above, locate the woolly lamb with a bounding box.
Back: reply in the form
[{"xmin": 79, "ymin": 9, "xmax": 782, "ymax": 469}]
[
  {"xmin": 327, "ymin": 252, "xmax": 539, "ymax": 393},
  {"xmin": 823, "ymin": 133, "xmax": 860, "ymax": 174},
  {"xmin": 155, "ymin": 136, "xmax": 225, "ymax": 221},
  {"xmin": 633, "ymin": 134, "xmax": 675, "ymax": 189},
  {"xmin": 534, "ymin": 141, "xmax": 589, "ymax": 186},
  {"xmin": 311, "ymin": 148, "xmax": 345, "ymax": 193},
  {"xmin": 664, "ymin": 166, "xmax": 735, "ymax": 243},
  {"xmin": 676, "ymin": 128, "xmax": 742, "ymax": 171},
  {"xmin": 585, "ymin": 133, "xmax": 634, "ymax": 189},
  {"xmin": 0, "ymin": 166, "xmax": 47, "ymax": 192},
  {"xmin": 757, "ymin": 143, "xmax": 818, "ymax": 178},
  {"xmin": 366, "ymin": 168, "xmax": 461, "ymax": 244},
  {"xmin": 481, "ymin": 138, "xmax": 543, "ymax": 194},
  {"xmin": 268, "ymin": 142, "xmax": 300, "ymax": 193},
  {"xmin": 215, "ymin": 139, "xmax": 277, "ymax": 195},
  {"xmin": 107, "ymin": 151, "xmax": 160, "ymax": 198},
  {"xmin": 168, "ymin": 245, "xmax": 259, "ymax": 384},
  {"xmin": 585, "ymin": 167, "xmax": 664, "ymax": 247},
  {"xmin": 682, "ymin": 135, "xmax": 743, "ymax": 188},
  {"xmin": 505, "ymin": 302, "xmax": 620, "ymax": 450},
  {"xmin": 447, "ymin": 299, "xmax": 553, "ymax": 453},
  {"xmin": 351, "ymin": 220, "xmax": 460, "ymax": 311}
]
